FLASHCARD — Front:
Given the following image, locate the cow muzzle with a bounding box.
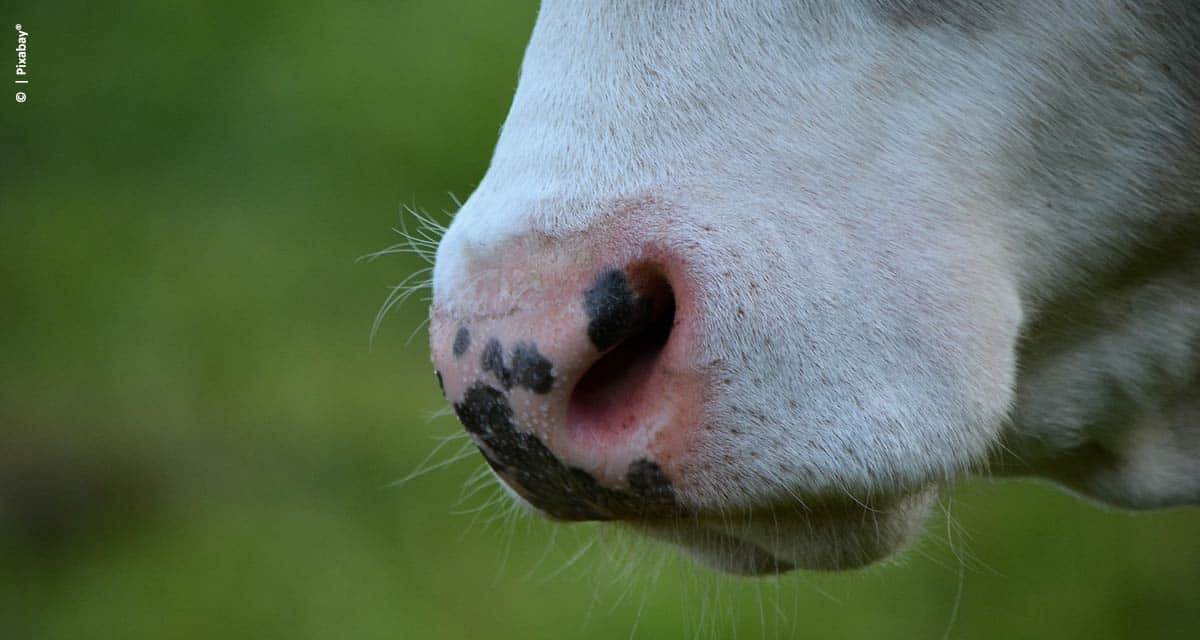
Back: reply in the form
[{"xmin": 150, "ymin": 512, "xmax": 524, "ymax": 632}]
[{"xmin": 430, "ymin": 246, "xmax": 706, "ymax": 522}]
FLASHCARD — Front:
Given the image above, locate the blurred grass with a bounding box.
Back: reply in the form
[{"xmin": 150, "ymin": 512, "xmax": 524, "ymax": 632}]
[{"xmin": 1, "ymin": 2, "xmax": 1198, "ymax": 638}]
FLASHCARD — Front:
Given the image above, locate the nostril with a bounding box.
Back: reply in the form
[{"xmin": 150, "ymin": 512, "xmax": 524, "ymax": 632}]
[{"xmin": 568, "ymin": 268, "xmax": 676, "ymax": 445}]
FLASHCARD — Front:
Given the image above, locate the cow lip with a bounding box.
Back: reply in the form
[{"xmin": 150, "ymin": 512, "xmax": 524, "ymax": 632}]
[
  {"xmin": 621, "ymin": 484, "xmax": 940, "ymax": 574},
  {"xmin": 684, "ymin": 527, "xmax": 797, "ymax": 575},
  {"xmin": 628, "ymin": 519, "xmax": 796, "ymax": 576}
]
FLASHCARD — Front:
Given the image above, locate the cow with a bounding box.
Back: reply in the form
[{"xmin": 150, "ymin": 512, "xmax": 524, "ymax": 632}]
[{"xmin": 425, "ymin": 0, "xmax": 1200, "ymax": 575}]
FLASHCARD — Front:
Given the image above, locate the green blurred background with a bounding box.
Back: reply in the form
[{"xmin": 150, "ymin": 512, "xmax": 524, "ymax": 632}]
[{"xmin": 2, "ymin": 2, "xmax": 1197, "ymax": 638}]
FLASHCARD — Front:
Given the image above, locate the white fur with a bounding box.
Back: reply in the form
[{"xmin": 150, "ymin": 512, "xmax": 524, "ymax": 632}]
[{"xmin": 432, "ymin": 0, "xmax": 1199, "ymax": 571}]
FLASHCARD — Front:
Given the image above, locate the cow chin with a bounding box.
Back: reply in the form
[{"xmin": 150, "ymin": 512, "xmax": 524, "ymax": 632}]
[{"xmin": 630, "ymin": 486, "xmax": 939, "ymax": 575}]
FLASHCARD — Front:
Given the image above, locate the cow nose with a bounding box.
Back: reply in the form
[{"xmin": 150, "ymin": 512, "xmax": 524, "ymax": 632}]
[{"xmin": 429, "ymin": 262, "xmax": 690, "ymax": 521}]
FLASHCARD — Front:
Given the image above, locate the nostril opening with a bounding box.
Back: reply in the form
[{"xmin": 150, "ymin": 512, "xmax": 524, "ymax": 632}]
[{"xmin": 568, "ymin": 269, "xmax": 676, "ymax": 444}]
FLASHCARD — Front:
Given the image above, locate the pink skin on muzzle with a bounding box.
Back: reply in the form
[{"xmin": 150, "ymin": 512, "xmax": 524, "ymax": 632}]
[{"xmin": 429, "ymin": 227, "xmax": 710, "ymax": 521}]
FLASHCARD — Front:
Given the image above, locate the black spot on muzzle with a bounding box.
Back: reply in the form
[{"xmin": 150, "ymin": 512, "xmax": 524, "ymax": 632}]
[
  {"xmin": 509, "ymin": 342, "xmax": 554, "ymax": 394},
  {"xmin": 452, "ymin": 326, "xmax": 470, "ymax": 357},
  {"xmin": 481, "ymin": 338, "xmax": 555, "ymax": 394},
  {"xmin": 481, "ymin": 338, "xmax": 512, "ymax": 389},
  {"xmin": 583, "ymin": 268, "xmax": 654, "ymax": 352},
  {"xmin": 453, "ymin": 382, "xmax": 680, "ymax": 521}
]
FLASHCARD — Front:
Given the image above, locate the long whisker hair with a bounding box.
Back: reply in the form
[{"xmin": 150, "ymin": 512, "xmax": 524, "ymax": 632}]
[{"xmin": 362, "ymin": 202, "xmax": 452, "ymax": 347}]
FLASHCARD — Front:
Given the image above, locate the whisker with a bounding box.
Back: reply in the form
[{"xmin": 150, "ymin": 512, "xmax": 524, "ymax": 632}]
[
  {"xmin": 389, "ymin": 439, "xmax": 477, "ymax": 488},
  {"xmin": 364, "ymin": 202, "xmax": 453, "ymax": 345},
  {"xmin": 405, "ymin": 315, "xmax": 433, "ymax": 348},
  {"xmin": 369, "ymin": 273, "xmax": 433, "ymax": 346},
  {"xmin": 539, "ymin": 535, "xmax": 598, "ymax": 583}
]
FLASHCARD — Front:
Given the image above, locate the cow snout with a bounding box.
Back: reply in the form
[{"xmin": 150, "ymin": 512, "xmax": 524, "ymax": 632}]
[{"xmin": 430, "ymin": 252, "xmax": 703, "ymax": 522}]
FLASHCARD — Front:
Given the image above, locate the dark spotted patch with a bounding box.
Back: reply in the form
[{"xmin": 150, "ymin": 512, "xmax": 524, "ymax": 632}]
[
  {"xmin": 480, "ymin": 338, "xmax": 556, "ymax": 394},
  {"xmin": 452, "ymin": 382, "xmax": 681, "ymax": 521},
  {"xmin": 434, "ymin": 370, "xmax": 445, "ymax": 397},
  {"xmin": 452, "ymin": 326, "xmax": 470, "ymax": 358},
  {"xmin": 583, "ymin": 268, "xmax": 652, "ymax": 351},
  {"xmin": 626, "ymin": 458, "xmax": 674, "ymax": 501},
  {"xmin": 509, "ymin": 341, "xmax": 554, "ymax": 394},
  {"xmin": 481, "ymin": 338, "xmax": 513, "ymax": 389}
]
